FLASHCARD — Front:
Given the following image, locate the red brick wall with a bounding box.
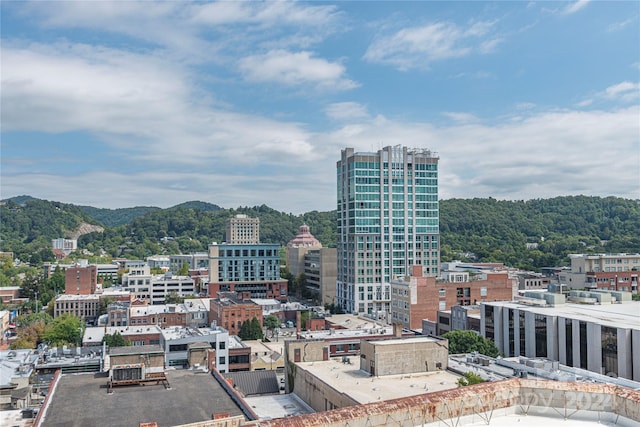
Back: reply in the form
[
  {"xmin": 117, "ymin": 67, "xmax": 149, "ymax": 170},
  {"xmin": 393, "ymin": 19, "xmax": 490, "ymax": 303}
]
[{"xmin": 65, "ymin": 265, "xmax": 98, "ymax": 295}]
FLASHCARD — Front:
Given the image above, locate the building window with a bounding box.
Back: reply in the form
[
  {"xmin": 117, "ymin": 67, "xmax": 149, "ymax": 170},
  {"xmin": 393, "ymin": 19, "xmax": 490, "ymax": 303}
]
[
  {"xmin": 534, "ymin": 314, "xmax": 547, "ymax": 358},
  {"xmin": 601, "ymin": 326, "xmax": 618, "ymax": 377},
  {"xmin": 480, "ymin": 287, "xmax": 487, "ymax": 297},
  {"xmin": 439, "ymin": 288, "xmax": 446, "ymax": 297},
  {"xmin": 219, "ymin": 341, "xmax": 226, "ymax": 350},
  {"xmin": 219, "ymin": 357, "xmax": 226, "ymax": 365}
]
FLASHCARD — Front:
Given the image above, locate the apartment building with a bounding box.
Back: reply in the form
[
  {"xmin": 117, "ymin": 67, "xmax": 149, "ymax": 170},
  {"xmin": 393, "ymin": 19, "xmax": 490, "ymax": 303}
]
[
  {"xmin": 65, "ymin": 263, "xmax": 98, "ymax": 295},
  {"xmin": 169, "ymin": 253, "xmax": 209, "ymax": 273},
  {"xmin": 560, "ymin": 253, "xmax": 640, "ymax": 291},
  {"xmin": 336, "ymin": 145, "xmax": 440, "ymax": 317}
]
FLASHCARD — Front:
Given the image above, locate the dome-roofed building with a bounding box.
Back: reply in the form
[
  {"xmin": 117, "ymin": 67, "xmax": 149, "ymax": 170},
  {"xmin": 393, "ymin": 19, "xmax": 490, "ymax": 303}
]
[{"xmin": 286, "ymin": 225, "xmax": 322, "ymax": 278}]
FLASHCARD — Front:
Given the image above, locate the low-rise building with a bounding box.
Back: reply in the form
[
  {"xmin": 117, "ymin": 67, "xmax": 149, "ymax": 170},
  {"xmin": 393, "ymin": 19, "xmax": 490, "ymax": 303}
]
[
  {"xmin": 391, "ymin": 266, "xmax": 512, "ymax": 330},
  {"xmin": 64, "ymin": 263, "xmax": 98, "ymax": 295},
  {"xmin": 129, "ymin": 304, "xmax": 187, "ymax": 328},
  {"xmin": 54, "ymin": 294, "xmax": 100, "ymax": 325},
  {"xmin": 159, "ymin": 326, "xmax": 230, "ymax": 371},
  {"xmin": 210, "ymin": 293, "xmax": 263, "ymax": 336}
]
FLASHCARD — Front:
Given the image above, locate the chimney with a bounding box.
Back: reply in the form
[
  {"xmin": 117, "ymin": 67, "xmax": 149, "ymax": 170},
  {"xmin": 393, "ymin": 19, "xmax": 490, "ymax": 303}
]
[{"xmin": 393, "ymin": 322, "xmax": 403, "ymax": 337}]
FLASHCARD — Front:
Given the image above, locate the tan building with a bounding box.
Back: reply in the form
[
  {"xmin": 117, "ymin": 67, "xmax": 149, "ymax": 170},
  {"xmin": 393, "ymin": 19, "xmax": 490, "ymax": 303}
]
[
  {"xmin": 286, "ymin": 224, "xmax": 322, "ymax": 278},
  {"xmin": 54, "ymin": 294, "xmax": 100, "ymax": 324},
  {"xmin": 304, "ymin": 248, "xmax": 337, "ymax": 306},
  {"xmin": 391, "ymin": 265, "xmax": 512, "ymax": 330},
  {"xmin": 561, "ymin": 253, "xmax": 640, "ymax": 290},
  {"xmin": 226, "ymin": 214, "xmax": 259, "ymax": 244},
  {"xmin": 359, "ymin": 336, "xmax": 448, "ymax": 376}
]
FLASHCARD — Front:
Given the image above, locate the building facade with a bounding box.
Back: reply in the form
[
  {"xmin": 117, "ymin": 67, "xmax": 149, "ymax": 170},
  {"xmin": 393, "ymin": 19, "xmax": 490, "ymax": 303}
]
[
  {"xmin": 169, "ymin": 253, "xmax": 209, "ymax": 273},
  {"xmin": 54, "ymin": 294, "xmax": 100, "ymax": 325},
  {"xmin": 304, "ymin": 248, "xmax": 337, "ymax": 306},
  {"xmin": 560, "ymin": 253, "xmax": 640, "ymax": 291},
  {"xmin": 390, "ymin": 266, "xmax": 512, "ymax": 330},
  {"xmin": 286, "ymin": 224, "xmax": 323, "ymax": 278},
  {"xmin": 208, "ymin": 243, "xmax": 287, "ymax": 302},
  {"xmin": 64, "ymin": 264, "xmax": 98, "ymax": 295},
  {"xmin": 336, "ymin": 145, "xmax": 440, "ymax": 317},
  {"xmin": 226, "ymin": 214, "xmax": 260, "ymax": 244},
  {"xmin": 481, "ymin": 297, "xmax": 640, "ymax": 381},
  {"xmin": 210, "ymin": 294, "xmax": 263, "ymax": 336}
]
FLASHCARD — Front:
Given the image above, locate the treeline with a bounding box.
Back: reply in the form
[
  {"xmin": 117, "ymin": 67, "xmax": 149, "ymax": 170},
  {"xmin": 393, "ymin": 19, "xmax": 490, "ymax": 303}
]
[{"xmin": 1, "ymin": 195, "xmax": 638, "ymax": 271}]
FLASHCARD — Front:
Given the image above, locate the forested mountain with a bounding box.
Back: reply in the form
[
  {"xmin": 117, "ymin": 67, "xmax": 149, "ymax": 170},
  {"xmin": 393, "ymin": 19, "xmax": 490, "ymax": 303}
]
[
  {"xmin": 78, "ymin": 205, "xmax": 160, "ymax": 227},
  {"xmin": 1, "ymin": 195, "xmax": 638, "ymax": 270}
]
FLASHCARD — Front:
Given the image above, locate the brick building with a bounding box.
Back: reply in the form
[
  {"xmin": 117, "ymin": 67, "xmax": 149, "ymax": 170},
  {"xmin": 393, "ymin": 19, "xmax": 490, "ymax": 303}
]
[
  {"xmin": 209, "ymin": 293, "xmax": 263, "ymax": 336},
  {"xmin": 65, "ymin": 264, "xmax": 98, "ymax": 295},
  {"xmin": 129, "ymin": 304, "xmax": 187, "ymax": 329},
  {"xmin": 391, "ymin": 265, "xmax": 513, "ymax": 330}
]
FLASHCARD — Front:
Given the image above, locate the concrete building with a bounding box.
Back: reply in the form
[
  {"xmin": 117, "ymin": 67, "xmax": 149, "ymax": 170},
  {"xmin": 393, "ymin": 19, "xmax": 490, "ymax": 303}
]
[
  {"xmin": 226, "ymin": 214, "xmax": 260, "ymax": 244},
  {"xmin": 184, "ymin": 298, "xmax": 211, "ymax": 329},
  {"xmin": 560, "ymin": 253, "xmax": 640, "ymax": 291},
  {"xmin": 146, "ymin": 255, "xmax": 170, "ymax": 271},
  {"xmin": 390, "ymin": 266, "xmax": 512, "ymax": 330},
  {"xmin": 159, "ymin": 325, "xmax": 230, "ymax": 370},
  {"xmin": 54, "ymin": 294, "xmax": 100, "ymax": 325},
  {"xmin": 208, "ymin": 243, "xmax": 287, "ymax": 302},
  {"xmin": 286, "ymin": 224, "xmax": 323, "ymax": 278},
  {"xmin": 304, "ymin": 247, "xmax": 337, "ymax": 306},
  {"xmin": 481, "ymin": 295, "xmax": 640, "ymax": 381},
  {"xmin": 516, "ymin": 272, "xmax": 551, "ymax": 291},
  {"xmin": 169, "ymin": 252, "xmax": 209, "ymax": 273},
  {"xmin": 51, "ymin": 238, "xmax": 77, "ymax": 256},
  {"xmin": 210, "ymin": 293, "xmax": 263, "ymax": 336},
  {"xmin": 122, "ymin": 266, "xmax": 196, "ymax": 304},
  {"xmin": 83, "ymin": 325, "xmax": 162, "ymax": 347},
  {"xmin": 336, "ymin": 145, "xmax": 440, "ymax": 317},
  {"xmin": 64, "ymin": 263, "xmax": 98, "ymax": 295},
  {"xmin": 359, "ymin": 336, "xmax": 448, "ymax": 376}
]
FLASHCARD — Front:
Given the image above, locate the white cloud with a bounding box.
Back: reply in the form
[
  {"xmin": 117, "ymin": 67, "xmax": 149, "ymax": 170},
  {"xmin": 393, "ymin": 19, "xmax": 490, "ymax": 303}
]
[
  {"xmin": 561, "ymin": 0, "xmax": 590, "ymax": 15},
  {"xmin": 441, "ymin": 112, "xmax": 480, "ymax": 123},
  {"xmin": 603, "ymin": 81, "xmax": 640, "ymax": 103},
  {"xmin": 238, "ymin": 50, "xmax": 358, "ymax": 90},
  {"xmin": 363, "ymin": 20, "xmax": 499, "ymax": 70},
  {"xmin": 607, "ymin": 17, "xmax": 636, "ymax": 32},
  {"xmin": 325, "ymin": 102, "xmax": 369, "ymax": 121}
]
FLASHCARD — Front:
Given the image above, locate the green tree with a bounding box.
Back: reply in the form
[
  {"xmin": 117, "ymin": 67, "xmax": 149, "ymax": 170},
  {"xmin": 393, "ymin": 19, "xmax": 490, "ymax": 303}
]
[
  {"xmin": 43, "ymin": 314, "xmax": 84, "ymax": 347},
  {"xmin": 165, "ymin": 291, "xmax": 184, "ymax": 304},
  {"xmin": 177, "ymin": 261, "xmax": 190, "ymax": 276},
  {"xmin": 250, "ymin": 317, "xmax": 264, "ymax": 341},
  {"xmin": 457, "ymin": 372, "xmax": 485, "ymax": 387},
  {"xmin": 238, "ymin": 320, "xmax": 251, "ymax": 340},
  {"xmin": 103, "ymin": 332, "xmax": 128, "ymax": 347},
  {"xmin": 264, "ymin": 315, "xmax": 280, "ymax": 337},
  {"xmin": 443, "ymin": 330, "xmax": 499, "ymax": 358}
]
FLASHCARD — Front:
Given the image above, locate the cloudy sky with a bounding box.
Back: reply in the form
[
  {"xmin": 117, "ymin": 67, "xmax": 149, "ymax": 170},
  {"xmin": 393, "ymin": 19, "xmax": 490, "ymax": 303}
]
[{"xmin": 1, "ymin": 1, "xmax": 638, "ymax": 214}]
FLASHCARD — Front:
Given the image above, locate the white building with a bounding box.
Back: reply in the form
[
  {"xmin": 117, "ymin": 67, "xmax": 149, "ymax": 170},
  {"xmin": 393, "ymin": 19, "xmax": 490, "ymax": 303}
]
[
  {"xmin": 481, "ymin": 293, "xmax": 640, "ymax": 381},
  {"xmin": 159, "ymin": 326, "xmax": 229, "ymax": 371}
]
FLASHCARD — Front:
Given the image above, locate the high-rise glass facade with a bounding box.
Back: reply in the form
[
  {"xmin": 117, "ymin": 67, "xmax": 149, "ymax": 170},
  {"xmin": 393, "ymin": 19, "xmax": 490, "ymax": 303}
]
[{"xmin": 336, "ymin": 145, "xmax": 440, "ymax": 316}]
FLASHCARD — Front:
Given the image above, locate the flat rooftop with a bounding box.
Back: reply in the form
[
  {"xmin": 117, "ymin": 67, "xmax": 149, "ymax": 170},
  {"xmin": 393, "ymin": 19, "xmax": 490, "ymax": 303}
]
[
  {"xmin": 244, "ymin": 393, "xmax": 314, "ymax": 420},
  {"xmin": 40, "ymin": 370, "xmax": 246, "ymax": 427},
  {"xmin": 370, "ymin": 336, "xmax": 439, "ymax": 346},
  {"xmin": 486, "ymin": 301, "xmax": 640, "ymax": 329},
  {"xmin": 295, "ymin": 358, "xmax": 460, "ymax": 404}
]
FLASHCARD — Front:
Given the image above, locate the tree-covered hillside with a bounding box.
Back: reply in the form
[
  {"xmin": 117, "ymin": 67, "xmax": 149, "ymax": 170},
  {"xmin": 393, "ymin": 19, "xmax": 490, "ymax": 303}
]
[{"xmin": 1, "ymin": 195, "xmax": 638, "ymax": 271}]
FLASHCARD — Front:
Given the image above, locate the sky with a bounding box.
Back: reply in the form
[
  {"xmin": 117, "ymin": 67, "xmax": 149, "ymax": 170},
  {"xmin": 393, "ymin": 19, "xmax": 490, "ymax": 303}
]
[{"xmin": 1, "ymin": 1, "xmax": 639, "ymax": 214}]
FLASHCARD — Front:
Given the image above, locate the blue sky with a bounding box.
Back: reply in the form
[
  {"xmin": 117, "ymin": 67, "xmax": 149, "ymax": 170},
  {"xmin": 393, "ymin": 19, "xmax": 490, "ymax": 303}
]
[{"xmin": 1, "ymin": 1, "xmax": 638, "ymax": 214}]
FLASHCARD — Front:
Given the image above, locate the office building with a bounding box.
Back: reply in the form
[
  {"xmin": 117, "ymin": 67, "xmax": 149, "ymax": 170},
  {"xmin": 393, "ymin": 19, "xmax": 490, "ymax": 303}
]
[
  {"xmin": 169, "ymin": 253, "xmax": 209, "ymax": 273},
  {"xmin": 336, "ymin": 145, "xmax": 440, "ymax": 316},
  {"xmin": 226, "ymin": 214, "xmax": 260, "ymax": 244},
  {"xmin": 304, "ymin": 248, "xmax": 337, "ymax": 306},
  {"xmin": 481, "ymin": 294, "xmax": 640, "ymax": 381}
]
